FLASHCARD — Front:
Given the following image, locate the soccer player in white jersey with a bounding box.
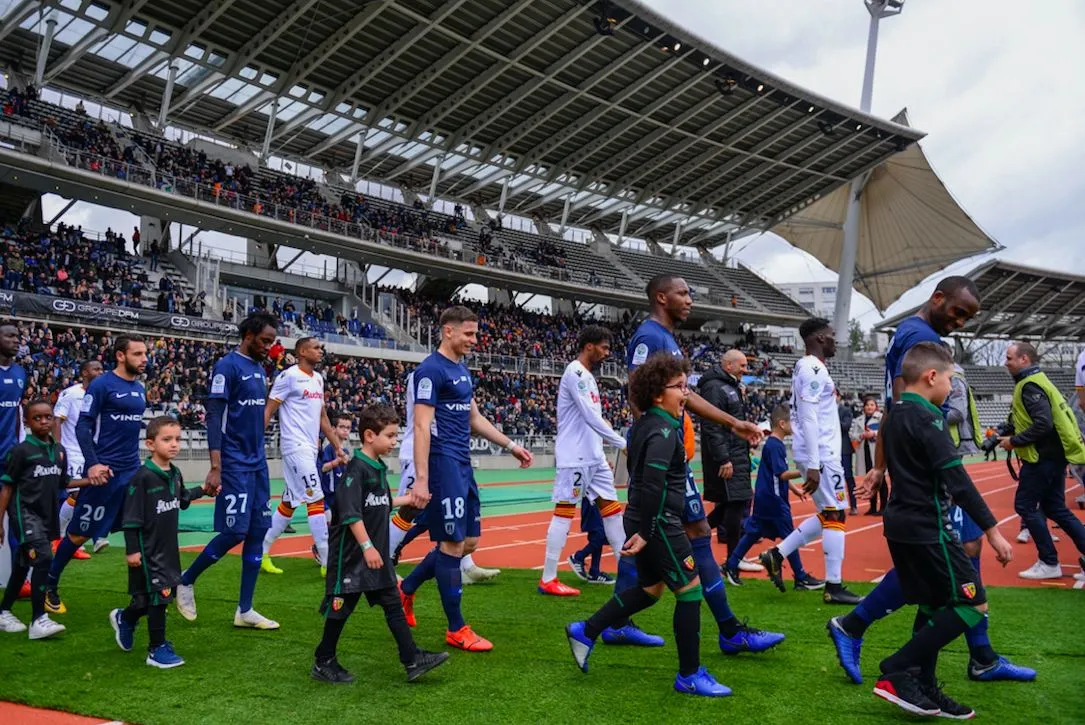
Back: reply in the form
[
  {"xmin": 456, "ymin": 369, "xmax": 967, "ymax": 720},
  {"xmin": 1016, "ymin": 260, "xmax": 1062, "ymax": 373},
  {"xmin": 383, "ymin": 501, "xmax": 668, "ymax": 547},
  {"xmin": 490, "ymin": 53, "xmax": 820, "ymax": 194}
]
[
  {"xmin": 53, "ymin": 360, "xmax": 104, "ymax": 557},
  {"xmin": 389, "ymin": 371, "xmax": 500, "ymax": 583},
  {"xmin": 539, "ymin": 326, "xmax": 628, "ymax": 596},
  {"xmin": 260, "ymin": 338, "xmax": 344, "ymax": 576},
  {"xmin": 760, "ymin": 318, "xmax": 862, "ymax": 605}
]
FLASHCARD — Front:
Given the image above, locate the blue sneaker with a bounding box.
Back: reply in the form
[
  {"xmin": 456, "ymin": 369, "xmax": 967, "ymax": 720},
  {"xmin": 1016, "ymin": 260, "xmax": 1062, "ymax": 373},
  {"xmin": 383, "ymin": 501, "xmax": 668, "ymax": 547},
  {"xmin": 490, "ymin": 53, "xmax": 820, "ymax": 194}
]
[
  {"xmin": 968, "ymin": 656, "xmax": 1037, "ymax": 682},
  {"xmin": 110, "ymin": 608, "xmax": 134, "ymax": 652},
  {"xmin": 146, "ymin": 641, "xmax": 185, "ymax": 669},
  {"xmin": 827, "ymin": 616, "xmax": 863, "ymax": 684},
  {"xmin": 601, "ymin": 623, "xmax": 665, "ymax": 647},
  {"xmin": 565, "ymin": 622, "xmax": 594, "ymax": 673},
  {"xmin": 673, "ymin": 667, "xmax": 732, "ymax": 697},
  {"xmin": 567, "ymin": 554, "xmax": 588, "ymax": 582},
  {"xmin": 719, "ymin": 622, "xmax": 785, "ymax": 655}
]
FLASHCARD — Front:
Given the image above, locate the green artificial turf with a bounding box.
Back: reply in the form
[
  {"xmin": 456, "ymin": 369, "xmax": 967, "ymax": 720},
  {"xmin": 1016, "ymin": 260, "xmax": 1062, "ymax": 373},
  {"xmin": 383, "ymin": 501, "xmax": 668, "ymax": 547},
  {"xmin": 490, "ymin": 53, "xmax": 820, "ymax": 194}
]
[{"xmin": 0, "ymin": 554, "xmax": 1081, "ymax": 724}]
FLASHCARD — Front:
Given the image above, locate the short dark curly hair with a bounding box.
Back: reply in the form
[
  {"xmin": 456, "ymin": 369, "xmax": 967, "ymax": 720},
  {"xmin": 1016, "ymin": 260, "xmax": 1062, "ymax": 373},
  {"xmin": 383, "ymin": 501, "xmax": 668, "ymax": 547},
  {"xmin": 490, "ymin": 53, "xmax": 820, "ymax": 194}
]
[{"xmin": 629, "ymin": 353, "xmax": 690, "ymax": 413}]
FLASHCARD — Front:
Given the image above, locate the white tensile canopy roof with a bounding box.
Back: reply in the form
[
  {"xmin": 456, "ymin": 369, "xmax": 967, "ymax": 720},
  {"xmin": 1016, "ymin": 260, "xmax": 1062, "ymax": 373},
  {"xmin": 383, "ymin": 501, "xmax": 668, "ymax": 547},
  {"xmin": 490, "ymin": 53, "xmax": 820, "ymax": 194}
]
[{"xmin": 771, "ymin": 110, "xmax": 1001, "ymax": 312}]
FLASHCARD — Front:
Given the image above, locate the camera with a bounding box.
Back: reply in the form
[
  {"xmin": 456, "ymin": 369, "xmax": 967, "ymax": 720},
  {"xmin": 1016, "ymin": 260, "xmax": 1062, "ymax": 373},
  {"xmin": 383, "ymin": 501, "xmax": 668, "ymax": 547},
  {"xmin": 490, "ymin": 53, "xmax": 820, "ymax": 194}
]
[{"xmin": 980, "ymin": 422, "xmax": 1014, "ymax": 453}]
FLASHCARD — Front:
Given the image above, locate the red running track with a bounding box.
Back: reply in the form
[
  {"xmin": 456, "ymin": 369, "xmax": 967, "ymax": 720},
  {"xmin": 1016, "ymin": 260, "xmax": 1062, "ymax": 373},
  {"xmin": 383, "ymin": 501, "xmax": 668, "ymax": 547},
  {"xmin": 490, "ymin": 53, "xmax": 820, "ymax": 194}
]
[{"xmin": 258, "ymin": 460, "xmax": 1084, "ymax": 589}]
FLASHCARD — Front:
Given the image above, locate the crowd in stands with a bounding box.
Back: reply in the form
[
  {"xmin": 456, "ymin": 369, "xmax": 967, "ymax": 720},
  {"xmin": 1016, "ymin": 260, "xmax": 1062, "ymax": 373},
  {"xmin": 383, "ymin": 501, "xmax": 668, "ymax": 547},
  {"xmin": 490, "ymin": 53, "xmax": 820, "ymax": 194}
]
[
  {"xmin": 14, "ymin": 319, "xmax": 632, "ymax": 437},
  {"xmin": 1, "ymin": 220, "xmax": 149, "ymax": 308}
]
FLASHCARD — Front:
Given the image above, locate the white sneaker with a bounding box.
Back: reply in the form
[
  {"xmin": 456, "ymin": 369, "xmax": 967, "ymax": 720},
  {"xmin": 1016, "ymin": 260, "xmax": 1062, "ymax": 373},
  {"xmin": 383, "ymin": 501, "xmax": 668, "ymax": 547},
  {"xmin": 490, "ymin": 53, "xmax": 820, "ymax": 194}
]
[
  {"xmin": 739, "ymin": 559, "xmax": 765, "ymax": 573},
  {"xmin": 0, "ymin": 610, "xmax": 27, "ymax": 633},
  {"xmin": 234, "ymin": 608, "xmax": 279, "ymax": 630},
  {"xmin": 1016, "ymin": 529, "xmax": 1031, "ymax": 543},
  {"xmin": 28, "ymin": 614, "xmax": 65, "ymax": 640},
  {"xmin": 462, "ymin": 565, "xmax": 500, "ymax": 584},
  {"xmin": 1074, "ymin": 571, "xmax": 1085, "ymax": 582},
  {"xmin": 93, "ymin": 538, "xmax": 110, "ymax": 553},
  {"xmin": 175, "ymin": 583, "xmax": 197, "ymax": 621},
  {"xmin": 1018, "ymin": 561, "xmax": 1063, "ymax": 580}
]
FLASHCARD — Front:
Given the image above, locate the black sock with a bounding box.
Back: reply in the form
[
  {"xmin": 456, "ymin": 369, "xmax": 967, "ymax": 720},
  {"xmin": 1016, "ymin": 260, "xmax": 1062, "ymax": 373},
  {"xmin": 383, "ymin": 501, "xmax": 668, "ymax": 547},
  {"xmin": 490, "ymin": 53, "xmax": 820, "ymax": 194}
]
[
  {"xmin": 1, "ymin": 564, "xmax": 29, "ymax": 612},
  {"xmin": 584, "ymin": 588, "xmax": 659, "ymax": 640},
  {"xmin": 912, "ymin": 610, "xmax": 938, "ymax": 687},
  {"xmin": 673, "ymin": 599, "xmax": 701, "ymax": 677},
  {"xmin": 147, "ymin": 604, "xmax": 167, "ymax": 648},
  {"xmin": 315, "ymin": 617, "xmax": 348, "ymax": 662},
  {"xmin": 717, "ymin": 615, "xmax": 740, "ymax": 638},
  {"xmin": 880, "ymin": 608, "xmax": 969, "ymax": 675},
  {"xmin": 122, "ymin": 601, "xmax": 146, "ymax": 627},
  {"xmin": 29, "ymin": 565, "xmax": 49, "ymax": 620},
  {"xmin": 377, "ymin": 588, "xmax": 419, "ymax": 665},
  {"xmin": 839, "ymin": 611, "xmax": 869, "ymax": 638}
]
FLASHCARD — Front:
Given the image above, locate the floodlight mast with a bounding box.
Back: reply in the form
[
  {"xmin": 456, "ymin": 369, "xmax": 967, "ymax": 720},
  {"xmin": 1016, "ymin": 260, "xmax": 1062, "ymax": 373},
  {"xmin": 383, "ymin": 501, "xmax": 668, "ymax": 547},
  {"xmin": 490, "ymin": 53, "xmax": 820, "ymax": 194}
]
[{"xmin": 832, "ymin": 0, "xmax": 904, "ymax": 350}]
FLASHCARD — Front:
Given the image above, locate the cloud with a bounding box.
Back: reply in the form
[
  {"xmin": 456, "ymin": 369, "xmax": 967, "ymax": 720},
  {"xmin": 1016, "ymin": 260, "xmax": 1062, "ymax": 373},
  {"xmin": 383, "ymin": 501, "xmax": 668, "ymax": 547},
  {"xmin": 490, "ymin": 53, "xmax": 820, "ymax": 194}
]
[{"xmin": 644, "ymin": 0, "xmax": 1085, "ymax": 326}]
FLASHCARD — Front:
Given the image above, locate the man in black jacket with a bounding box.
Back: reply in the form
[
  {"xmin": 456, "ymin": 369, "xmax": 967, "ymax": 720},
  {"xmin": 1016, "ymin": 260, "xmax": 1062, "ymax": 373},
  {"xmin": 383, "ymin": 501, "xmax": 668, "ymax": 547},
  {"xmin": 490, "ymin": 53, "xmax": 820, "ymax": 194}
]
[{"xmin": 699, "ymin": 350, "xmax": 757, "ymax": 571}]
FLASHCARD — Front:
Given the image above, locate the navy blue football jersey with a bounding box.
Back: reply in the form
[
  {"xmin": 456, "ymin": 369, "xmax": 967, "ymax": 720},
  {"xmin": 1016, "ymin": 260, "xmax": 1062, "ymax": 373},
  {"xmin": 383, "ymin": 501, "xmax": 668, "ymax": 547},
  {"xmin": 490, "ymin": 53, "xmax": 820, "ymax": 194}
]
[
  {"xmin": 627, "ymin": 319, "xmax": 683, "ymax": 372},
  {"xmin": 78, "ymin": 370, "xmax": 146, "ymax": 471},
  {"xmin": 412, "ymin": 351, "xmax": 473, "ymax": 462},
  {"xmin": 209, "ymin": 351, "xmax": 267, "ymax": 472},
  {"xmin": 0, "ymin": 363, "xmax": 26, "ymax": 465}
]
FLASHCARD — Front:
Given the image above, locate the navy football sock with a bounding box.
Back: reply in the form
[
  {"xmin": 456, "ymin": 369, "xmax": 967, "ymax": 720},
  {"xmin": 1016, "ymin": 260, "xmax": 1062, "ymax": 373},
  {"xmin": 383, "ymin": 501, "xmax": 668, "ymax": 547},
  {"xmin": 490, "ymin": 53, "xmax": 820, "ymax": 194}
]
[
  {"xmin": 434, "ymin": 551, "xmax": 465, "ymax": 632},
  {"xmin": 840, "ymin": 567, "xmax": 904, "ymax": 637},
  {"xmin": 609, "ymin": 555, "xmax": 641, "ymax": 628},
  {"xmin": 238, "ymin": 534, "xmax": 263, "ymax": 613},
  {"xmin": 47, "ymin": 537, "xmax": 79, "ymax": 589},
  {"xmin": 402, "ymin": 546, "xmax": 439, "ymax": 596},
  {"xmin": 691, "ymin": 535, "xmax": 736, "ymax": 628},
  {"xmin": 786, "ymin": 551, "xmax": 807, "ymax": 580},
  {"xmin": 181, "ymin": 532, "xmax": 242, "ymax": 586},
  {"xmin": 962, "ymin": 555, "xmax": 997, "ymax": 663}
]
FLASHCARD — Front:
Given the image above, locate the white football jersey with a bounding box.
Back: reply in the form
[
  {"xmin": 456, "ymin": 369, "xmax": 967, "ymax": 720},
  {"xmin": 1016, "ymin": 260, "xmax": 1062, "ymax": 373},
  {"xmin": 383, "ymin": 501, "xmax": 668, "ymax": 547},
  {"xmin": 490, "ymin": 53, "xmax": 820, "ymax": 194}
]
[
  {"xmin": 789, "ymin": 354, "xmax": 841, "ymax": 468},
  {"xmin": 1076, "ymin": 348, "xmax": 1085, "ymax": 390},
  {"xmin": 269, "ymin": 365, "xmax": 325, "ymax": 454},
  {"xmin": 556, "ymin": 360, "xmax": 626, "ymax": 468},
  {"xmin": 53, "ymin": 383, "xmax": 85, "ymax": 461},
  {"xmin": 399, "ymin": 371, "xmax": 415, "ymax": 462}
]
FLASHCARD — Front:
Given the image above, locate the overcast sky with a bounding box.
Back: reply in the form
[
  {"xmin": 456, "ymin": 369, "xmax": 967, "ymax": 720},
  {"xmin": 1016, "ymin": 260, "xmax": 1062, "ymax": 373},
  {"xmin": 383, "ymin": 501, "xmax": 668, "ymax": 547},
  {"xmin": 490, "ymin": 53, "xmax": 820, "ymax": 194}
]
[
  {"xmin": 642, "ymin": 0, "xmax": 1085, "ymax": 326},
  {"xmin": 36, "ymin": 0, "xmax": 1085, "ymax": 329}
]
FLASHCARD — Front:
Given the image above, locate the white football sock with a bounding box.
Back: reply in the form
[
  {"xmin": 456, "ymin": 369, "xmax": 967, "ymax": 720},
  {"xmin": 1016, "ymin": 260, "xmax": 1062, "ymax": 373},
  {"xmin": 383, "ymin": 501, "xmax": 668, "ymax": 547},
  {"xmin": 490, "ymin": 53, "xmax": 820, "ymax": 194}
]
[
  {"xmin": 308, "ymin": 512, "xmax": 329, "ymax": 566},
  {"xmin": 822, "ymin": 527, "xmax": 845, "ymax": 584},
  {"xmin": 389, "ymin": 521, "xmax": 409, "ymax": 557},
  {"xmin": 262, "ymin": 506, "xmax": 293, "ymax": 556},
  {"xmin": 601, "ymin": 510, "xmax": 626, "ymax": 566},
  {"xmin": 461, "ymin": 554, "xmax": 477, "ymax": 572},
  {"xmin": 58, "ymin": 500, "xmax": 75, "ymax": 536},
  {"xmin": 543, "ymin": 515, "xmax": 573, "ymax": 582},
  {"xmin": 778, "ymin": 516, "xmax": 823, "ymax": 557}
]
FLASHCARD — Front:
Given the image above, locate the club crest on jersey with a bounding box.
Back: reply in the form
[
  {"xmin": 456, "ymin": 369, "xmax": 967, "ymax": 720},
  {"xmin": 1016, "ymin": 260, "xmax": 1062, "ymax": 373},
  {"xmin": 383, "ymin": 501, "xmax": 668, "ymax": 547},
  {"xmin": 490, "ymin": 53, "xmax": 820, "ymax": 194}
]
[
  {"xmin": 332, "ymin": 597, "xmax": 344, "ymax": 612},
  {"xmin": 445, "ymin": 522, "xmax": 456, "ymax": 536},
  {"xmin": 961, "ymin": 582, "xmax": 976, "ymax": 599},
  {"xmin": 682, "ymin": 555, "xmax": 695, "ymax": 571},
  {"xmin": 27, "ymin": 548, "xmax": 36, "ymax": 560},
  {"xmin": 226, "ymin": 515, "xmax": 236, "ymax": 528},
  {"xmin": 161, "ymin": 588, "xmax": 172, "ymax": 598}
]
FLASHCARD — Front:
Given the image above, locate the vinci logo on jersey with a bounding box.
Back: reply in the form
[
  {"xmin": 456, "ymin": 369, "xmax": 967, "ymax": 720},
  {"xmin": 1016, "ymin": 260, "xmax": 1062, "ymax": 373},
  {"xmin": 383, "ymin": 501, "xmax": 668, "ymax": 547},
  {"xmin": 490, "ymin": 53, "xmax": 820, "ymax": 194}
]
[
  {"xmin": 237, "ymin": 398, "xmax": 266, "ymax": 407},
  {"xmin": 445, "ymin": 402, "xmax": 472, "ymax": 412}
]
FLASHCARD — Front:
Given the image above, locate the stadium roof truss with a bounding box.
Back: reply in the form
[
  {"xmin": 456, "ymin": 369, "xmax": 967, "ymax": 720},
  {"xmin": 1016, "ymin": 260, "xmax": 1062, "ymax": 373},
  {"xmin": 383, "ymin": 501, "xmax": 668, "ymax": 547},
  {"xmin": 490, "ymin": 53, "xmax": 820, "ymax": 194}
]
[
  {"xmin": 0, "ymin": 0, "xmax": 924, "ymax": 247},
  {"xmin": 879, "ymin": 260, "xmax": 1085, "ymax": 342}
]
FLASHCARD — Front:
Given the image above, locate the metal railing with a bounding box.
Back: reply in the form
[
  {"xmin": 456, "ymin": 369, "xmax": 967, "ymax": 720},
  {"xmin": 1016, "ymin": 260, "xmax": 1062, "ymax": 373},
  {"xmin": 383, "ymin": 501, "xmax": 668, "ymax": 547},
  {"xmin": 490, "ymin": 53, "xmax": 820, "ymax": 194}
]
[{"xmin": 19, "ymin": 126, "xmax": 637, "ymax": 293}]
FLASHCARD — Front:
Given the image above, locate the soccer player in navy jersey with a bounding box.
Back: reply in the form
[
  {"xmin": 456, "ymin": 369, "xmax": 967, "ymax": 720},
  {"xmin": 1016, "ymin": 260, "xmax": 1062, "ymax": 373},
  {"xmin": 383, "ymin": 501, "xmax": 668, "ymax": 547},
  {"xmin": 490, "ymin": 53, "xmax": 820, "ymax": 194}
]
[
  {"xmin": 0, "ymin": 322, "xmax": 27, "ymax": 591},
  {"xmin": 46, "ymin": 334, "xmax": 148, "ymax": 613},
  {"xmin": 609, "ymin": 275, "xmax": 784, "ymax": 656},
  {"xmin": 0, "ymin": 323, "xmax": 26, "ymax": 477},
  {"xmin": 829, "ymin": 276, "xmax": 1035, "ymax": 684},
  {"xmin": 175, "ymin": 314, "xmax": 279, "ymax": 630},
  {"xmin": 398, "ymin": 306, "xmax": 533, "ymax": 652}
]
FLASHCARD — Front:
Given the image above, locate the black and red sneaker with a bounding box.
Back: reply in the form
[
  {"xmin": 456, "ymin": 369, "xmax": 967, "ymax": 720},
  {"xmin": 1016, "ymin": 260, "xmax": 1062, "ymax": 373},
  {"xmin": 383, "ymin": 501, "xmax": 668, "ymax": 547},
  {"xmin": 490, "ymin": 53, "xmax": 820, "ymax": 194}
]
[
  {"xmin": 873, "ymin": 671, "xmax": 941, "ymax": 716},
  {"xmin": 923, "ymin": 682, "xmax": 975, "ymax": 720}
]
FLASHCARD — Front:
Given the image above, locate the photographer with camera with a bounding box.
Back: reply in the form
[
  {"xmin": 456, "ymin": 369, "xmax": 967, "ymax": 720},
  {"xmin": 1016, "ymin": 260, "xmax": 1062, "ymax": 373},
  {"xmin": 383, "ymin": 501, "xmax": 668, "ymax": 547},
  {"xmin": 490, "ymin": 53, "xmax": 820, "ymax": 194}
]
[{"xmin": 1001, "ymin": 342, "xmax": 1085, "ymax": 580}]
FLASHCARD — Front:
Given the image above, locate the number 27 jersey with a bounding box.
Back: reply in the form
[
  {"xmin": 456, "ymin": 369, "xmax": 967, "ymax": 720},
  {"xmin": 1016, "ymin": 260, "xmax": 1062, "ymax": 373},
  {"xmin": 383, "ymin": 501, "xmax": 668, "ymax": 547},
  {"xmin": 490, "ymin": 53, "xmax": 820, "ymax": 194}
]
[{"xmin": 209, "ymin": 351, "xmax": 267, "ymax": 472}]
